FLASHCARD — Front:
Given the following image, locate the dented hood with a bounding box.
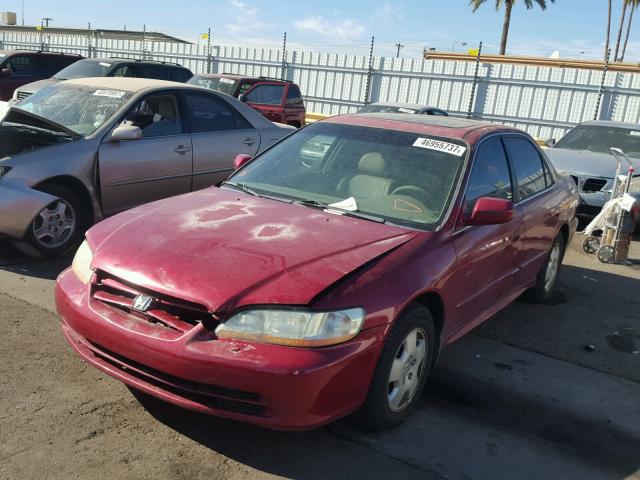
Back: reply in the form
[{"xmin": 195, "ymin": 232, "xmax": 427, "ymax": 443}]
[{"xmin": 87, "ymin": 188, "xmax": 420, "ymax": 312}]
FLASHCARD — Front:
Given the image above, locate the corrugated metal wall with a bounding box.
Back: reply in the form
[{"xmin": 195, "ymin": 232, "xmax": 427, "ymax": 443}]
[{"xmin": 2, "ymin": 30, "xmax": 639, "ymax": 138}]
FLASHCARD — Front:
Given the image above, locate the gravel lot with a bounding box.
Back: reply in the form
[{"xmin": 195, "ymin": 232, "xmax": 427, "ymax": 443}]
[{"xmin": 1, "ymin": 235, "xmax": 639, "ymax": 480}]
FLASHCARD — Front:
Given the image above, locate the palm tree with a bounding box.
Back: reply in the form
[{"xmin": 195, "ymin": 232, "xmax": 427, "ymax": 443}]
[
  {"xmin": 605, "ymin": 0, "xmax": 612, "ymax": 61},
  {"xmin": 620, "ymin": 0, "xmax": 640, "ymax": 61},
  {"xmin": 470, "ymin": 0, "xmax": 556, "ymax": 55},
  {"xmin": 614, "ymin": 0, "xmax": 629, "ymax": 61}
]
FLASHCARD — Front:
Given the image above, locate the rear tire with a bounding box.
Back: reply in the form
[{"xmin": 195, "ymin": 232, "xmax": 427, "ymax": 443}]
[
  {"xmin": 14, "ymin": 184, "xmax": 87, "ymax": 259},
  {"xmin": 356, "ymin": 304, "xmax": 435, "ymax": 431},
  {"xmin": 525, "ymin": 234, "xmax": 565, "ymax": 304}
]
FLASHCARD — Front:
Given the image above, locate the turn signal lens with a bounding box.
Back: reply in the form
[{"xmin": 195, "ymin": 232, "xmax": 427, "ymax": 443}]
[{"xmin": 71, "ymin": 240, "xmax": 93, "ymax": 284}]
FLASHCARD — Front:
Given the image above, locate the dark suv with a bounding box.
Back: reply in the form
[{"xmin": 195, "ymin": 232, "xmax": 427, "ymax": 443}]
[
  {"xmin": 188, "ymin": 74, "xmax": 306, "ymax": 127},
  {"xmin": 12, "ymin": 58, "xmax": 194, "ymax": 102},
  {"xmin": 0, "ymin": 50, "xmax": 82, "ymax": 101}
]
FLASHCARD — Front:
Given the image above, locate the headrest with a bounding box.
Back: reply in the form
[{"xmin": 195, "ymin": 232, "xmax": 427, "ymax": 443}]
[{"xmin": 358, "ymin": 152, "xmax": 386, "ymax": 176}]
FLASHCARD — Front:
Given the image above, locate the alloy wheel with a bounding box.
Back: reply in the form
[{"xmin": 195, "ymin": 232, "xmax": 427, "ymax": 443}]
[
  {"xmin": 544, "ymin": 242, "xmax": 561, "ymax": 293},
  {"xmin": 32, "ymin": 199, "xmax": 76, "ymax": 249},
  {"xmin": 387, "ymin": 327, "xmax": 428, "ymax": 413}
]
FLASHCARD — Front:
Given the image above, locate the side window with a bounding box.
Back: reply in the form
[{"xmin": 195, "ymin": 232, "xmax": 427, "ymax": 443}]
[
  {"xmin": 429, "ymin": 109, "xmax": 448, "ymax": 116},
  {"xmin": 184, "ymin": 93, "xmax": 252, "ymax": 133},
  {"xmin": 542, "ymin": 159, "xmax": 555, "ymax": 188},
  {"xmin": 243, "ymin": 84, "xmax": 285, "ymax": 105},
  {"xmin": 168, "ymin": 68, "xmax": 192, "ymax": 83},
  {"xmin": 112, "ymin": 65, "xmax": 131, "ymax": 77},
  {"xmin": 503, "ymin": 137, "xmax": 547, "ymax": 200},
  {"xmin": 136, "ymin": 64, "xmax": 169, "ymax": 80},
  {"xmin": 125, "ymin": 94, "xmax": 182, "ymax": 138},
  {"xmin": 238, "ymin": 82, "xmax": 254, "ymax": 95},
  {"xmin": 465, "ymin": 136, "xmax": 513, "ymax": 215},
  {"xmin": 7, "ymin": 55, "xmax": 32, "ymax": 75},
  {"xmin": 286, "ymin": 85, "xmax": 303, "ymax": 105}
]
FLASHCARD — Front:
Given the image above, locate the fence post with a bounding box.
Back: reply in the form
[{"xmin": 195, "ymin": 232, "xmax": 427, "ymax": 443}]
[
  {"xmin": 363, "ymin": 36, "xmax": 375, "ymax": 104},
  {"xmin": 280, "ymin": 31, "xmax": 287, "ymax": 80},
  {"xmin": 87, "ymin": 23, "xmax": 92, "ymax": 58},
  {"xmin": 142, "ymin": 24, "xmax": 147, "ymax": 60},
  {"xmin": 39, "ymin": 21, "xmax": 44, "ymax": 50},
  {"xmin": 467, "ymin": 41, "xmax": 483, "ymax": 118},
  {"xmin": 594, "ymin": 49, "xmax": 611, "ymax": 120},
  {"xmin": 206, "ymin": 27, "xmax": 212, "ymax": 73}
]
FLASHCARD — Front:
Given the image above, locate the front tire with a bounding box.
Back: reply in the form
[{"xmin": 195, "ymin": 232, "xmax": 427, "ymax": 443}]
[
  {"xmin": 525, "ymin": 234, "xmax": 565, "ymax": 303},
  {"xmin": 15, "ymin": 184, "xmax": 87, "ymax": 259},
  {"xmin": 357, "ymin": 304, "xmax": 435, "ymax": 431}
]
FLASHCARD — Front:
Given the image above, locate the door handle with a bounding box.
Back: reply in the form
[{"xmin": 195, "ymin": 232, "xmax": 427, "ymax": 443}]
[
  {"xmin": 243, "ymin": 138, "xmax": 257, "ymax": 146},
  {"xmin": 174, "ymin": 145, "xmax": 191, "ymax": 155}
]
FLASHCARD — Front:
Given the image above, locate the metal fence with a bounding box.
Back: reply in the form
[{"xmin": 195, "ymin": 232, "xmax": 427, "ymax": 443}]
[{"xmin": 2, "ymin": 28, "xmax": 640, "ymax": 139}]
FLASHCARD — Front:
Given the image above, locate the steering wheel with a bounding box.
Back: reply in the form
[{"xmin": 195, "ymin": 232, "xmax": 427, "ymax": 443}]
[{"xmin": 391, "ymin": 185, "xmax": 430, "ymax": 198}]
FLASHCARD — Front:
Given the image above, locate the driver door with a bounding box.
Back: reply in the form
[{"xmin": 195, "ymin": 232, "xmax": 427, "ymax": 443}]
[{"xmin": 98, "ymin": 92, "xmax": 193, "ymax": 216}]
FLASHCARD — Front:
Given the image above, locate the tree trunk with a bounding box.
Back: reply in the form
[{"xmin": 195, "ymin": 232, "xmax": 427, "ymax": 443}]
[
  {"xmin": 621, "ymin": 4, "xmax": 636, "ymax": 62},
  {"xmin": 614, "ymin": 1, "xmax": 628, "ymax": 61},
  {"xmin": 499, "ymin": 0, "xmax": 513, "ymax": 55},
  {"xmin": 605, "ymin": 0, "xmax": 612, "ymax": 62}
]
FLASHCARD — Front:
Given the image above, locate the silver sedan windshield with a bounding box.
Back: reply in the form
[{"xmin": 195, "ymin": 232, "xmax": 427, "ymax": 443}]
[{"xmin": 15, "ymin": 84, "xmax": 133, "ymax": 136}]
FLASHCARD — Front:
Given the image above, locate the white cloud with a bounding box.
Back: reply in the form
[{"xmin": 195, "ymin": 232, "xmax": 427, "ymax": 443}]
[
  {"xmin": 371, "ymin": 3, "xmax": 406, "ymax": 23},
  {"xmin": 294, "ymin": 16, "xmax": 365, "ymax": 42},
  {"xmin": 227, "ymin": 0, "xmax": 268, "ymax": 34}
]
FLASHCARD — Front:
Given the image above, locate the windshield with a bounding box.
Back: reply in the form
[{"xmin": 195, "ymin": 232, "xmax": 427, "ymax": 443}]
[
  {"xmin": 227, "ymin": 123, "xmax": 467, "ymax": 230},
  {"xmin": 554, "ymin": 125, "xmax": 640, "ymax": 157},
  {"xmin": 15, "ymin": 84, "xmax": 132, "ymax": 136},
  {"xmin": 54, "ymin": 59, "xmax": 113, "ymax": 80},
  {"xmin": 359, "ymin": 105, "xmax": 418, "ymax": 114},
  {"xmin": 187, "ymin": 76, "xmax": 237, "ymax": 95}
]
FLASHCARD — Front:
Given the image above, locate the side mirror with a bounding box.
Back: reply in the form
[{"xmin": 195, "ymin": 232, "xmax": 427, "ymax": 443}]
[
  {"xmin": 238, "ymin": 94, "xmax": 247, "ymax": 103},
  {"xmin": 464, "ymin": 197, "xmax": 514, "ymax": 226},
  {"xmin": 544, "ymin": 138, "xmax": 556, "ymax": 148},
  {"xmin": 0, "ymin": 68, "xmax": 12, "ymax": 78},
  {"xmin": 234, "ymin": 153, "xmax": 252, "ymax": 170},
  {"xmin": 111, "ymin": 124, "xmax": 142, "ymax": 141}
]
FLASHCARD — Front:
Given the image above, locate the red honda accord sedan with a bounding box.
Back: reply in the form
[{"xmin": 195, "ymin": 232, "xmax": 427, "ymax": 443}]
[{"xmin": 56, "ymin": 114, "xmax": 579, "ymax": 430}]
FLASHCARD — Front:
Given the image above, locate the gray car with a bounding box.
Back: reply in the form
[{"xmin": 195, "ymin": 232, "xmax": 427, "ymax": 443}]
[
  {"xmin": 0, "ymin": 77, "xmax": 293, "ymax": 257},
  {"xmin": 357, "ymin": 102, "xmax": 448, "ymax": 116},
  {"xmin": 545, "ymin": 121, "xmax": 640, "ymax": 218}
]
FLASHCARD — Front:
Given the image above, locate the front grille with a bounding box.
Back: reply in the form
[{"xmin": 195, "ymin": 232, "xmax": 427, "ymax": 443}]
[
  {"xmin": 87, "ymin": 341, "xmax": 267, "ymax": 417},
  {"xmin": 92, "ymin": 271, "xmax": 216, "ymax": 333},
  {"xmin": 582, "ymin": 178, "xmax": 607, "ymax": 193},
  {"xmin": 15, "ymin": 91, "xmax": 31, "ymax": 101}
]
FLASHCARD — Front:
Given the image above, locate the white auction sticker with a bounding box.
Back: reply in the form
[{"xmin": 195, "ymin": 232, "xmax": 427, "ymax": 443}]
[
  {"xmin": 413, "ymin": 137, "xmax": 467, "ymax": 156},
  {"xmin": 220, "ymin": 78, "xmax": 235, "ymax": 84},
  {"xmin": 630, "ymin": 131, "xmax": 640, "ymax": 136},
  {"xmin": 99, "ymin": 62, "xmax": 112, "ymax": 67},
  {"xmin": 93, "ymin": 89, "xmax": 126, "ymax": 99}
]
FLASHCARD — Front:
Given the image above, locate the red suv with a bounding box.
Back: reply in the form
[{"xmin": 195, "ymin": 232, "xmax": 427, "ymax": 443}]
[{"xmin": 188, "ymin": 74, "xmax": 306, "ymax": 127}]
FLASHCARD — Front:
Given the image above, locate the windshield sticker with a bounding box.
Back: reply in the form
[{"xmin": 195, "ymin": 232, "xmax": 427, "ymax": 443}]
[
  {"xmin": 630, "ymin": 131, "xmax": 640, "ymax": 136},
  {"xmin": 328, "ymin": 196, "xmax": 358, "ymax": 212},
  {"xmin": 99, "ymin": 62, "xmax": 112, "ymax": 67},
  {"xmin": 397, "ymin": 107, "xmax": 415, "ymax": 114},
  {"xmin": 413, "ymin": 137, "xmax": 467, "ymax": 157},
  {"xmin": 220, "ymin": 78, "xmax": 235, "ymax": 84},
  {"xmin": 93, "ymin": 89, "xmax": 126, "ymax": 99}
]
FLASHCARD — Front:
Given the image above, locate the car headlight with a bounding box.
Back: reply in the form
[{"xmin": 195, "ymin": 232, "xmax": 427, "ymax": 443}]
[
  {"xmin": 215, "ymin": 308, "xmax": 365, "ymax": 347},
  {"xmin": 72, "ymin": 240, "xmax": 94, "ymax": 284}
]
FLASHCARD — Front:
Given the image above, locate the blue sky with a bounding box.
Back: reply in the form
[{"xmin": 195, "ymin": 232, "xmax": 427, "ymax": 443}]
[{"xmin": 4, "ymin": 0, "xmax": 636, "ymax": 60}]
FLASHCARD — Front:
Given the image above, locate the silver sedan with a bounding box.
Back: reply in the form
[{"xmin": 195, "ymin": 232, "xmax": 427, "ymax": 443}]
[{"xmin": 0, "ymin": 77, "xmax": 293, "ymax": 257}]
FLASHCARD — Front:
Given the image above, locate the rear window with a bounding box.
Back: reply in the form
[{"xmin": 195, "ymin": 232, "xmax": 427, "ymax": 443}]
[
  {"xmin": 243, "ymin": 84, "xmax": 285, "ymax": 105},
  {"xmin": 187, "ymin": 76, "xmax": 237, "ymax": 95}
]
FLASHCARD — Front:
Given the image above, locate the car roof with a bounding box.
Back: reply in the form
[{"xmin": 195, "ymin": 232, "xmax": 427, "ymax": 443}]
[
  {"xmin": 62, "ymin": 77, "xmax": 193, "ymax": 92},
  {"xmin": 0, "ymin": 49, "xmax": 81, "ymax": 57},
  {"xmin": 194, "ymin": 73, "xmax": 289, "ymax": 83},
  {"xmin": 368, "ymin": 102, "xmax": 439, "ymax": 110},
  {"xmin": 83, "ymin": 57, "xmax": 186, "ymax": 67},
  {"xmin": 324, "ymin": 113, "xmax": 520, "ymax": 142},
  {"xmin": 578, "ymin": 120, "xmax": 640, "ymax": 130}
]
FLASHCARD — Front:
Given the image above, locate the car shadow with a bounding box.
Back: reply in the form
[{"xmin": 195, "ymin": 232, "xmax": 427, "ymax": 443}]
[{"xmin": 0, "ymin": 239, "xmax": 71, "ymax": 280}]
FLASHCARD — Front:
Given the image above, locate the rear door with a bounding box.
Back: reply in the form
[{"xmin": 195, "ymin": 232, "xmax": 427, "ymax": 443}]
[
  {"xmin": 241, "ymin": 82, "xmax": 286, "ymax": 123},
  {"xmin": 98, "ymin": 91, "xmax": 192, "ymax": 215},
  {"xmin": 452, "ymin": 135, "xmax": 523, "ymax": 328},
  {"xmin": 503, "ymin": 135, "xmax": 560, "ymax": 285},
  {"xmin": 182, "ymin": 91, "xmax": 259, "ymax": 190}
]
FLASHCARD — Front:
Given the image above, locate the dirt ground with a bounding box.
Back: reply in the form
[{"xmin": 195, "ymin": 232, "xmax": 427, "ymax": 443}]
[{"xmin": 0, "ymin": 235, "xmax": 639, "ymax": 480}]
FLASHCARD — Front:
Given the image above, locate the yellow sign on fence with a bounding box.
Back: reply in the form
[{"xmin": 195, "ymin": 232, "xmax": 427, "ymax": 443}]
[{"xmin": 468, "ymin": 48, "xmax": 479, "ymax": 56}]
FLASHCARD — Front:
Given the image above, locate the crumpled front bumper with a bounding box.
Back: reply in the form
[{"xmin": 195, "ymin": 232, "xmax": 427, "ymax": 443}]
[{"xmin": 0, "ymin": 178, "xmax": 58, "ymax": 239}]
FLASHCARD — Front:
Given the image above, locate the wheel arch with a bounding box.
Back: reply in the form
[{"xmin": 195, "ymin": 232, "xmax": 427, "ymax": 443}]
[
  {"xmin": 406, "ymin": 290, "xmax": 445, "ymax": 366},
  {"xmin": 33, "ymin": 175, "xmax": 95, "ymax": 225}
]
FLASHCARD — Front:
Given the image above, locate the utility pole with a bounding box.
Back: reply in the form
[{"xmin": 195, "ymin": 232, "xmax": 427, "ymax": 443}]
[
  {"xmin": 21, "ymin": 0, "xmax": 24, "ymax": 26},
  {"xmin": 41, "ymin": 17, "xmax": 52, "ymax": 27},
  {"xmin": 395, "ymin": 42, "xmax": 404, "ymax": 58}
]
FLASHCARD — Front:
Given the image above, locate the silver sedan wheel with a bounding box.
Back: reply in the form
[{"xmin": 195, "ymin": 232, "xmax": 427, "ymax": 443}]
[
  {"xmin": 32, "ymin": 199, "xmax": 76, "ymax": 249},
  {"xmin": 387, "ymin": 327, "xmax": 428, "ymax": 413},
  {"xmin": 544, "ymin": 242, "xmax": 561, "ymax": 294}
]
